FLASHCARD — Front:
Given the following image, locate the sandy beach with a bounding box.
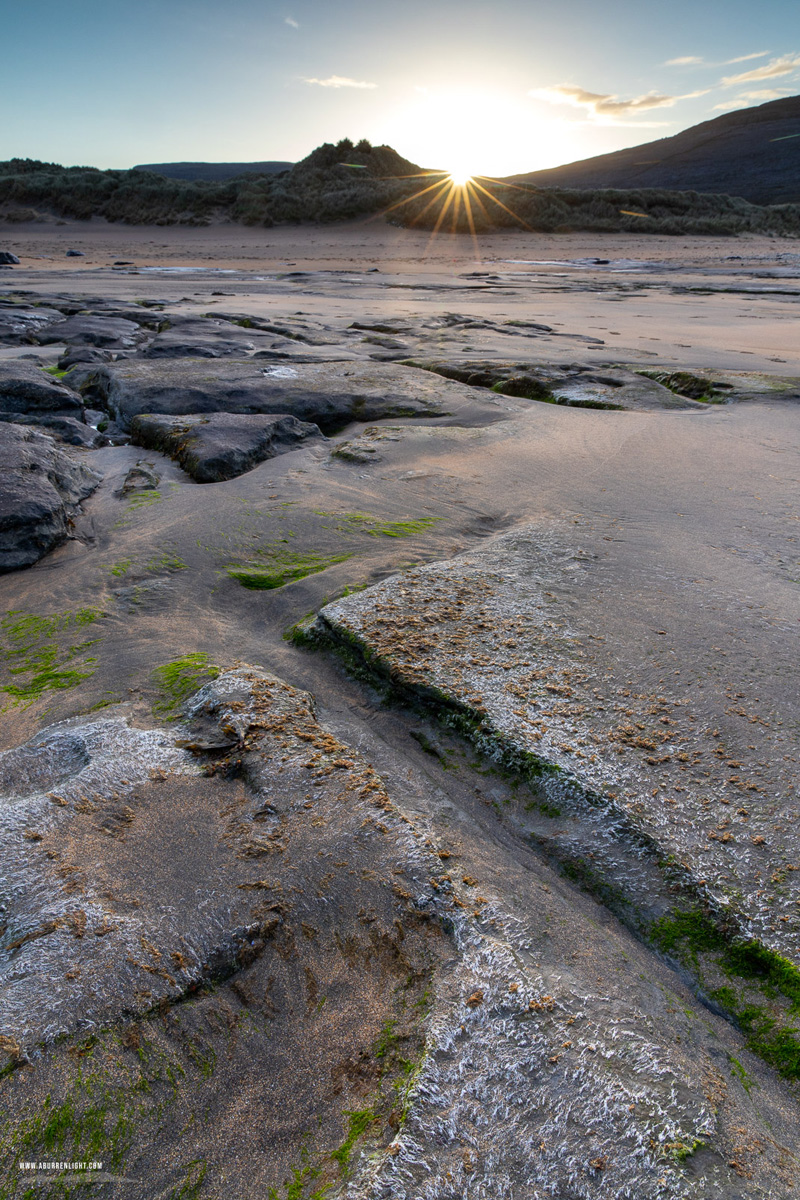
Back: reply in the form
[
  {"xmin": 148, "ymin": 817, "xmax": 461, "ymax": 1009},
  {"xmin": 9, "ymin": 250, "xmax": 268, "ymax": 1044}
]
[
  {"xmin": 1, "ymin": 218, "xmax": 798, "ymax": 1197},
  {"xmin": 5, "ymin": 219, "xmax": 800, "ymax": 375}
]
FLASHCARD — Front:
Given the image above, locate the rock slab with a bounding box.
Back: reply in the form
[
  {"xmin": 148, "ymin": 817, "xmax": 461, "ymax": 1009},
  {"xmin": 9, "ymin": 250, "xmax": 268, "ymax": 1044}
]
[
  {"xmin": 130, "ymin": 410, "xmax": 325, "ymax": 482},
  {"xmin": 76, "ymin": 358, "xmax": 513, "ymax": 433},
  {"xmin": 0, "ymin": 425, "xmax": 101, "ymax": 572}
]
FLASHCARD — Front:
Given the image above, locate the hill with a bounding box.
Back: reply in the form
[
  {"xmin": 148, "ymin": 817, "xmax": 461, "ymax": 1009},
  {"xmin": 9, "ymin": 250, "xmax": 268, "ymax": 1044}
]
[
  {"xmin": 1, "ymin": 127, "xmax": 799, "ymax": 236},
  {"xmin": 133, "ymin": 161, "xmax": 293, "ymax": 182},
  {"xmin": 0, "ymin": 140, "xmax": 428, "ymax": 226},
  {"xmin": 512, "ymin": 95, "xmax": 800, "ymax": 205}
]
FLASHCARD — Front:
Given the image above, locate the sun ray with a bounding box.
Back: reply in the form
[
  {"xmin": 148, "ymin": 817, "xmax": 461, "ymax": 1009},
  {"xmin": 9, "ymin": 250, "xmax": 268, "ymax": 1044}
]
[
  {"xmin": 450, "ymin": 185, "xmax": 463, "ymax": 234},
  {"xmin": 366, "ymin": 174, "xmax": 452, "ymax": 223},
  {"xmin": 470, "ymin": 179, "xmax": 533, "ymax": 229},
  {"xmin": 424, "ymin": 182, "xmax": 458, "ymax": 251},
  {"xmin": 471, "ymin": 174, "xmax": 539, "ymax": 195},
  {"xmin": 461, "ymin": 182, "xmax": 482, "ymax": 261},
  {"xmin": 363, "ymin": 158, "xmax": 532, "ymax": 252},
  {"xmin": 406, "ymin": 179, "xmax": 455, "ymax": 226},
  {"xmin": 464, "ymin": 180, "xmax": 493, "ymax": 227}
]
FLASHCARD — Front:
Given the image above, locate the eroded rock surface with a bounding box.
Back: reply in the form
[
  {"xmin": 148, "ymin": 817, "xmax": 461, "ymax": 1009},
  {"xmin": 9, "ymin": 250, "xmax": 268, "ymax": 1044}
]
[
  {"xmin": 130, "ymin": 410, "xmax": 325, "ymax": 481},
  {"xmin": 0, "ymin": 360, "xmax": 84, "ymax": 418},
  {"xmin": 0, "ymin": 667, "xmax": 796, "ymax": 1198},
  {"xmin": 141, "ymin": 315, "xmax": 262, "ymax": 358},
  {"xmin": 0, "ymin": 425, "xmax": 101, "ymax": 571},
  {"xmin": 1, "ymin": 272, "xmax": 798, "ymax": 1196},
  {"xmin": 408, "ymin": 359, "xmax": 709, "ymax": 410},
  {"xmin": 312, "ymin": 526, "xmax": 800, "ymax": 1082},
  {"xmin": 74, "ymin": 358, "xmax": 513, "ymax": 433},
  {"xmin": 0, "ymin": 302, "xmax": 64, "ymax": 344},
  {"xmin": 33, "ymin": 314, "xmax": 146, "ymax": 350}
]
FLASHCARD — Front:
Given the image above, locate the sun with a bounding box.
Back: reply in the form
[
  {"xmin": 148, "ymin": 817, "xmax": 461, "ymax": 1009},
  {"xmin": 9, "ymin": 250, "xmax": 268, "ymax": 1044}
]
[{"xmin": 449, "ymin": 169, "xmax": 473, "ymax": 187}]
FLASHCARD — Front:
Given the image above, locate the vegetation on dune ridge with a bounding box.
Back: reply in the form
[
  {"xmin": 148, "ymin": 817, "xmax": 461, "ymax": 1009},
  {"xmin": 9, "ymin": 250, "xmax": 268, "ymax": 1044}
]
[
  {"xmin": 0, "ymin": 140, "xmax": 425, "ymax": 228},
  {"xmin": 398, "ymin": 181, "xmax": 800, "ymax": 237},
  {"xmin": 2, "ymin": 139, "xmax": 799, "ymax": 235}
]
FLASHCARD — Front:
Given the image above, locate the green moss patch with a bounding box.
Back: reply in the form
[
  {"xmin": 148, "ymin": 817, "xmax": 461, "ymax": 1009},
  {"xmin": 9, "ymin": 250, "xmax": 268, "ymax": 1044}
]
[
  {"xmin": 650, "ymin": 905, "xmax": 800, "ymax": 1079},
  {"xmin": 126, "ymin": 489, "xmax": 162, "ymax": 512},
  {"xmin": 312, "ymin": 511, "xmax": 439, "ymax": 539},
  {"xmin": 152, "ymin": 654, "xmax": 219, "ymax": 717},
  {"xmin": 227, "ymin": 552, "xmax": 351, "ymax": 591},
  {"xmin": 488, "ymin": 377, "xmax": 624, "ymax": 410},
  {"xmin": 368, "ymin": 518, "xmax": 438, "ymax": 538},
  {"xmin": 1, "ymin": 608, "xmax": 105, "ymax": 708},
  {"xmin": 331, "ymin": 1109, "xmax": 377, "ymax": 1175},
  {"xmin": 146, "ymin": 552, "xmax": 187, "ymax": 573},
  {"xmin": 107, "ymin": 552, "xmax": 187, "ymax": 581},
  {"xmin": 636, "ymin": 370, "xmax": 726, "ymax": 403}
]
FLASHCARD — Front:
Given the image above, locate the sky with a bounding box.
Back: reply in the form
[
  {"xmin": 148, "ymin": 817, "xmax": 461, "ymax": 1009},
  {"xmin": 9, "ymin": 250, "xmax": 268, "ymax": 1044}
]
[{"xmin": 3, "ymin": 0, "xmax": 799, "ymax": 176}]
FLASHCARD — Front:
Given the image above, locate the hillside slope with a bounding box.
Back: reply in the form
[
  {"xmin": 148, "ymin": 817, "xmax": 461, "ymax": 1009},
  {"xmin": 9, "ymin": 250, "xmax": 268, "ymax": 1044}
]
[
  {"xmin": 133, "ymin": 161, "xmax": 293, "ymax": 181},
  {"xmin": 513, "ymin": 96, "xmax": 800, "ymax": 204}
]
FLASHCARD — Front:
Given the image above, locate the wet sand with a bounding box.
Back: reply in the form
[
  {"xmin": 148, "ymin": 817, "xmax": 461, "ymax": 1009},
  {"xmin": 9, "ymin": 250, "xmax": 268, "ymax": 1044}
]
[
  {"xmin": 4, "ymin": 219, "xmax": 800, "ymax": 373},
  {"xmin": 1, "ymin": 218, "xmax": 799, "ymax": 1197}
]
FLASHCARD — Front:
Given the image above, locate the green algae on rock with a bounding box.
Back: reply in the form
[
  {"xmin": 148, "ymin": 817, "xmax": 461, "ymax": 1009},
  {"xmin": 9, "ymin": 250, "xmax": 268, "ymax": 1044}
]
[{"xmin": 1, "ymin": 608, "xmax": 105, "ymax": 708}]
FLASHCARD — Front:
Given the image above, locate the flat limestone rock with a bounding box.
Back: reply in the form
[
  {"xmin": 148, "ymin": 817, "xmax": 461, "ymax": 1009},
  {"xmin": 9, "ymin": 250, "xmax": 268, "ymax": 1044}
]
[
  {"xmin": 33, "ymin": 314, "xmax": 146, "ymax": 349},
  {"xmin": 314, "ymin": 526, "xmax": 800, "ymax": 1056},
  {"xmin": 408, "ymin": 358, "xmax": 709, "ymax": 410},
  {"xmin": 142, "ymin": 316, "xmax": 260, "ymax": 359},
  {"xmin": 0, "ymin": 425, "xmax": 101, "ymax": 572},
  {"xmin": 0, "ymin": 667, "xmax": 794, "ymax": 1198},
  {"xmin": 0, "ymin": 667, "xmax": 445, "ymax": 1054},
  {"xmin": 75, "ymin": 358, "xmax": 513, "ymax": 433},
  {"xmin": 0, "ymin": 360, "xmax": 84, "ymax": 417},
  {"xmin": 130, "ymin": 410, "xmax": 325, "ymax": 481},
  {"xmin": 0, "ymin": 304, "xmax": 64, "ymax": 344},
  {"xmin": 0, "ymin": 411, "xmax": 100, "ymax": 447}
]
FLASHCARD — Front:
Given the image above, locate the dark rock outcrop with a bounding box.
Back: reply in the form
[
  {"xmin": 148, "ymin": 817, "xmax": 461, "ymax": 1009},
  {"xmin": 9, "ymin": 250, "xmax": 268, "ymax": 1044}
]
[
  {"xmin": 33, "ymin": 314, "xmax": 145, "ymax": 349},
  {"xmin": 0, "ymin": 425, "xmax": 101, "ymax": 571},
  {"xmin": 57, "ymin": 347, "xmax": 112, "ymax": 370},
  {"xmin": 119, "ymin": 460, "xmax": 160, "ymax": 495},
  {"xmin": 73, "ymin": 358, "xmax": 512, "ymax": 433},
  {"xmin": 0, "ymin": 251, "xmax": 20, "ymax": 265},
  {"xmin": 141, "ymin": 316, "xmax": 260, "ymax": 359},
  {"xmin": 130, "ymin": 411, "xmax": 325, "ymax": 482},
  {"xmin": 0, "ymin": 304, "xmax": 65, "ymax": 345},
  {"xmin": 0, "ymin": 360, "xmax": 85, "ymax": 417},
  {"xmin": 408, "ymin": 358, "xmax": 709, "ymax": 410},
  {"xmin": 0, "ymin": 412, "xmax": 100, "ymax": 447}
]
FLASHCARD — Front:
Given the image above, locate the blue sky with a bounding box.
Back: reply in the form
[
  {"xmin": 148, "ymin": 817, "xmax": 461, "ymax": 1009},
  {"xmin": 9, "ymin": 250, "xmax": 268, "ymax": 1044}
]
[{"xmin": 4, "ymin": 0, "xmax": 798, "ymax": 174}]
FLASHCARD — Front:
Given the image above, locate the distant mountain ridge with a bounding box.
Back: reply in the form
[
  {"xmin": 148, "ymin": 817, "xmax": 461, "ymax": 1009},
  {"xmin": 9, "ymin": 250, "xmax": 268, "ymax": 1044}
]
[
  {"xmin": 134, "ymin": 161, "xmax": 293, "ymax": 182},
  {"xmin": 511, "ymin": 95, "xmax": 800, "ymax": 205}
]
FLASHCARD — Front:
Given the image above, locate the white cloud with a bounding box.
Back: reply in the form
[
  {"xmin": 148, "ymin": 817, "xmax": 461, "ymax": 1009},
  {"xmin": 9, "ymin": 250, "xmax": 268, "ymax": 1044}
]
[
  {"xmin": 722, "ymin": 53, "xmax": 800, "ymax": 85},
  {"xmin": 713, "ymin": 86, "xmax": 793, "ymax": 111},
  {"xmin": 303, "ymin": 75, "xmax": 377, "ymax": 89},
  {"xmin": 666, "ymin": 50, "xmax": 769, "ymax": 67},
  {"xmin": 285, "ymin": 16, "xmax": 299, "ymax": 28},
  {"xmin": 740, "ymin": 88, "xmax": 791, "ymax": 99},
  {"xmin": 529, "ymin": 85, "xmax": 708, "ymax": 122},
  {"xmin": 725, "ymin": 51, "xmax": 770, "ymax": 64}
]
